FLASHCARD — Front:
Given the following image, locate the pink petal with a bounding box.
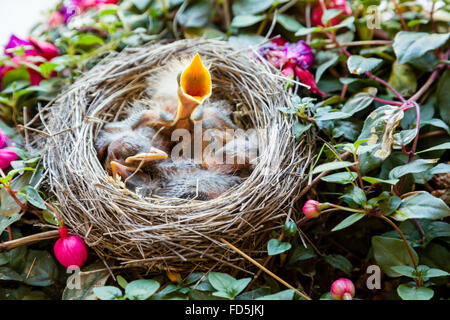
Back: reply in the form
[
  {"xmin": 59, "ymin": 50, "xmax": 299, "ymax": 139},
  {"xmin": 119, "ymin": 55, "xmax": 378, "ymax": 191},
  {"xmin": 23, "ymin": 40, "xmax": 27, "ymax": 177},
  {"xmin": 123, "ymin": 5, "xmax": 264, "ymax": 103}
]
[
  {"xmin": 295, "ymin": 67, "xmax": 326, "ymax": 97},
  {"xmin": 0, "ymin": 148, "xmax": 18, "ymax": 170},
  {"xmin": 28, "ymin": 37, "xmax": 59, "ymax": 61}
]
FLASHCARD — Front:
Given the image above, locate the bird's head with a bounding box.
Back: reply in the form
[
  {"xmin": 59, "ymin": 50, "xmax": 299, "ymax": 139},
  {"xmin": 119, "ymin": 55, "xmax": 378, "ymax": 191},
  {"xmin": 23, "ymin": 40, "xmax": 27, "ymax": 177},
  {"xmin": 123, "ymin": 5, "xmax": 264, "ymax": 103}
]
[
  {"xmin": 175, "ymin": 53, "xmax": 212, "ymax": 124},
  {"xmin": 110, "ymin": 147, "xmax": 168, "ymax": 180}
]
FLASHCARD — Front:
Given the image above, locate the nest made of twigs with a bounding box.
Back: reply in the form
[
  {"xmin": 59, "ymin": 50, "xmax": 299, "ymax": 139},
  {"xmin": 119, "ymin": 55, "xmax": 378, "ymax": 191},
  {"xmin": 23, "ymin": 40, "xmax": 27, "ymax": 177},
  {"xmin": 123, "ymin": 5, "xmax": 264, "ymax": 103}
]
[{"xmin": 27, "ymin": 39, "xmax": 315, "ymax": 274}]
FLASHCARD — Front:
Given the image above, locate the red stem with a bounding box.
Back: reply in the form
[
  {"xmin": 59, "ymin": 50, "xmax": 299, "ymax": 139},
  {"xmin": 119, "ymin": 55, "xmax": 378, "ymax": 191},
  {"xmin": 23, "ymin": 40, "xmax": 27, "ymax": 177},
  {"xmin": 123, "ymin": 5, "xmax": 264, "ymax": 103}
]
[
  {"xmin": 392, "ymin": 0, "xmax": 409, "ymax": 31},
  {"xmin": 373, "ymin": 97, "xmax": 404, "ymax": 106}
]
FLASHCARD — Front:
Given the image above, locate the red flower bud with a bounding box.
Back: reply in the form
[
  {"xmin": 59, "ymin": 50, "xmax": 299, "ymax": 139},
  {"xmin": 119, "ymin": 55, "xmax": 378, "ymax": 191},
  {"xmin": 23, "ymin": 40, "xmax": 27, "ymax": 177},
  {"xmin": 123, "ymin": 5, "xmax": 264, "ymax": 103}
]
[
  {"xmin": 330, "ymin": 278, "xmax": 355, "ymax": 300},
  {"xmin": 302, "ymin": 200, "xmax": 323, "ymax": 219},
  {"xmin": 54, "ymin": 226, "xmax": 88, "ymax": 269},
  {"xmin": 312, "ymin": 0, "xmax": 352, "ymax": 27}
]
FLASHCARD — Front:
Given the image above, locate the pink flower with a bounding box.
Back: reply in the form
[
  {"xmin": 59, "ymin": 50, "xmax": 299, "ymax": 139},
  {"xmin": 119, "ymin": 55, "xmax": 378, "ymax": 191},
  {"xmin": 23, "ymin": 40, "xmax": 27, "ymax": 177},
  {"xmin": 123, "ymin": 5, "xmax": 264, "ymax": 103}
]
[
  {"xmin": 0, "ymin": 35, "xmax": 59, "ymax": 88},
  {"xmin": 54, "ymin": 226, "xmax": 88, "ymax": 269},
  {"xmin": 48, "ymin": 0, "xmax": 118, "ymax": 27},
  {"xmin": 302, "ymin": 200, "xmax": 324, "ymax": 219},
  {"xmin": 295, "ymin": 67, "xmax": 326, "ymax": 97},
  {"xmin": 330, "ymin": 278, "xmax": 355, "ymax": 300},
  {"xmin": 312, "ymin": 0, "xmax": 352, "ymax": 27},
  {"xmin": 28, "ymin": 37, "xmax": 59, "ymax": 61},
  {"xmin": 0, "ymin": 129, "xmax": 18, "ymax": 170},
  {"xmin": 4, "ymin": 35, "xmax": 37, "ymax": 58},
  {"xmin": 259, "ymin": 38, "xmax": 325, "ymax": 97}
]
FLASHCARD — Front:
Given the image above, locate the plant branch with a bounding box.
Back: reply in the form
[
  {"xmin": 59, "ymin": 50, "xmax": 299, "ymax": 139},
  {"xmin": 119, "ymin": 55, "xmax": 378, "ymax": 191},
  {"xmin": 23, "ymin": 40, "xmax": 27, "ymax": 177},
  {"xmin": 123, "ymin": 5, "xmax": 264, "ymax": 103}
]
[
  {"xmin": 0, "ymin": 230, "xmax": 59, "ymax": 253},
  {"xmin": 379, "ymin": 215, "xmax": 418, "ymax": 270},
  {"xmin": 392, "ymin": 0, "xmax": 409, "ymax": 31}
]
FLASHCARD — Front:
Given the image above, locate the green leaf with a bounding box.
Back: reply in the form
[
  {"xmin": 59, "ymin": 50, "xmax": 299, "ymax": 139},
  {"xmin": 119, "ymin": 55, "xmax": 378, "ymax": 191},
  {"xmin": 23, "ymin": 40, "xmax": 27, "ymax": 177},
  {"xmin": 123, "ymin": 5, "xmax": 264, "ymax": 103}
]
[
  {"xmin": 39, "ymin": 62, "xmax": 57, "ymax": 78},
  {"xmin": 231, "ymin": 14, "xmax": 266, "ymax": 28},
  {"xmin": 208, "ymin": 272, "xmax": 236, "ymax": 293},
  {"xmin": 416, "ymin": 142, "xmax": 450, "ymax": 154},
  {"xmin": 379, "ymin": 194, "xmax": 402, "ymax": 216},
  {"xmin": 283, "ymin": 221, "xmax": 298, "ymax": 237},
  {"xmin": 357, "ymin": 105, "xmax": 405, "ymax": 160},
  {"xmin": 341, "ymin": 185, "xmax": 366, "ymax": 206},
  {"xmin": 93, "ymin": 286, "xmax": 123, "ymax": 300},
  {"xmin": 347, "ymin": 55, "xmax": 382, "ymax": 75},
  {"xmin": 315, "ymin": 55, "xmax": 339, "ymax": 83},
  {"xmin": 362, "ymin": 176, "xmax": 399, "ymax": 185},
  {"xmin": 431, "ymin": 163, "xmax": 450, "ymax": 175},
  {"xmin": 390, "ymin": 265, "xmax": 416, "ymax": 278},
  {"xmin": 295, "ymin": 26, "xmax": 322, "ymax": 36},
  {"xmin": 324, "ymin": 254, "xmax": 352, "ymax": 275},
  {"xmin": 420, "ymin": 119, "xmax": 450, "ymax": 134},
  {"xmin": 131, "ymin": 0, "xmax": 151, "ymax": 10},
  {"xmin": 0, "ymin": 213, "xmax": 22, "ymax": 235},
  {"xmin": 393, "ymin": 129, "xmax": 417, "ymax": 149},
  {"xmin": 228, "ymin": 33, "xmax": 265, "ymax": 50},
  {"xmin": 332, "ymin": 213, "xmax": 365, "ymax": 232},
  {"xmin": 292, "ymin": 123, "xmax": 312, "ymax": 140},
  {"xmin": 320, "ymin": 171, "xmax": 358, "ymax": 184},
  {"xmin": 321, "ymin": 9, "xmax": 342, "ymax": 25},
  {"xmin": 393, "ymin": 32, "xmax": 450, "ymax": 65},
  {"xmin": 288, "ymin": 246, "xmax": 317, "ymax": 264},
  {"xmin": 420, "ymin": 266, "xmax": 449, "ymax": 278},
  {"xmin": 341, "ymin": 88, "xmax": 376, "ymax": 115},
  {"xmin": 1, "ymin": 67, "xmax": 30, "ymax": 90},
  {"xmin": 389, "ymin": 159, "xmax": 438, "ymax": 179},
  {"xmin": 74, "ymin": 34, "xmax": 105, "ymax": 46},
  {"xmin": 125, "ymin": 279, "xmax": 160, "ymax": 300},
  {"xmin": 388, "ymin": 61, "xmax": 417, "ymax": 97},
  {"xmin": 177, "ymin": 1, "xmax": 213, "ymax": 28},
  {"xmin": 232, "ymin": 0, "xmax": 274, "ymax": 15},
  {"xmin": 208, "ymin": 272, "xmax": 250, "ymax": 299},
  {"xmin": 0, "ymin": 266, "xmax": 24, "ymax": 281},
  {"xmin": 117, "ymin": 275, "xmax": 128, "ymax": 289},
  {"xmin": 236, "ymin": 287, "xmax": 271, "ymax": 300},
  {"xmin": 256, "ymin": 289, "xmax": 295, "ymax": 300},
  {"xmin": 392, "ymin": 191, "xmax": 450, "ymax": 221},
  {"xmin": 397, "ymin": 283, "xmax": 434, "ymax": 300},
  {"xmin": 277, "ymin": 14, "xmax": 303, "ymax": 32},
  {"xmin": 314, "ymin": 110, "xmax": 351, "ymax": 121},
  {"xmin": 21, "ymin": 250, "xmax": 58, "ymax": 287},
  {"xmin": 311, "ymin": 161, "xmax": 357, "ymax": 175},
  {"xmin": 267, "ymin": 239, "xmax": 292, "ymax": 256},
  {"xmin": 324, "ymin": 16, "xmax": 355, "ymax": 31},
  {"xmin": 20, "ymin": 186, "xmax": 46, "ymax": 210},
  {"xmin": 437, "ymin": 69, "xmax": 450, "ymax": 126},
  {"xmin": 62, "ymin": 261, "xmax": 110, "ymax": 300},
  {"xmin": 372, "ymin": 236, "xmax": 419, "ymax": 277}
]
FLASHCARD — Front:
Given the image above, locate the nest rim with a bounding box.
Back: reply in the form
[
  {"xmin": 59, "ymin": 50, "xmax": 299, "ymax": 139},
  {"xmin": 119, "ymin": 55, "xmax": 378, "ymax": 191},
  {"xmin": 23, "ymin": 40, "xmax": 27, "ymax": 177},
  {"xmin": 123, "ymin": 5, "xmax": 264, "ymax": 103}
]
[{"xmin": 28, "ymin": 39, "xmax": 315, "ymax": 274}]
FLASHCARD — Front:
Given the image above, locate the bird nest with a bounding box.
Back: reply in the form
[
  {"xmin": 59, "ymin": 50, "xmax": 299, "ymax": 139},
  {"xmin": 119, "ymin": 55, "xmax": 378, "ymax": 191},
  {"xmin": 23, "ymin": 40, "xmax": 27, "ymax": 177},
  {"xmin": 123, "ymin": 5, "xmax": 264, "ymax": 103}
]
[{"xmin": 27, "ymin": 39, "xmax": 315, "ymax": 274}]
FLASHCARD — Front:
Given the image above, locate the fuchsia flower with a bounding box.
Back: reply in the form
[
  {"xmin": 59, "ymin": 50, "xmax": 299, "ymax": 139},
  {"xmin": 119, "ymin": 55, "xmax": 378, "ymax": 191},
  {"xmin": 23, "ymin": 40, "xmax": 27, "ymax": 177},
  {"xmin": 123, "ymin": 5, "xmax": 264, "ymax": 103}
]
[
  {"xmin": 302, "ymin": 200, "xmax": 324, "ymax": 219},
  {"xmin": 259, "ymin": 38, "xmax": 325, "ymax": 97},
  {"xmin": 54, "ymin": 226, "xmax": 88, "ymax": 269},
  {"xmin": 49, "ymin": 0, "xmax": 119, "ymax": 27},
  {"xmin": 330, "ymin": 278, "xmax": 355, "ymax": 300},
  {"xmin": 0, "ymin": 35, "xmax": 59, "ymax": 88},
  {"xmin": 312, "ymin": 0, "xmax": 352, "ymax": 27},
  {"xmin": 0, "ymin": 129, "xmax": 18, "ymax": 170}
]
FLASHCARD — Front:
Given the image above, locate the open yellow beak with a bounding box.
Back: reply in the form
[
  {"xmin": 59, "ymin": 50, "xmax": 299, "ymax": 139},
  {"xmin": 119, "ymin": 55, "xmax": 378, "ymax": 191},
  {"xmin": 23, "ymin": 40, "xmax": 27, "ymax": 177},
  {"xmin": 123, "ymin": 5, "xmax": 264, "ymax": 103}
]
[{"xmin": 175, "ymin": 53, "xmax": 212, "ymax": 123}]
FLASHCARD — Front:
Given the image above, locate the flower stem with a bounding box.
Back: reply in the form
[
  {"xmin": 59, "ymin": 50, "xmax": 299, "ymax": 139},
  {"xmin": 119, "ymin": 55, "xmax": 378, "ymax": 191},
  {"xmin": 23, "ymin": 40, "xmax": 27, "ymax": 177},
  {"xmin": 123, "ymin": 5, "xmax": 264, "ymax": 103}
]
[
  {"xmin": 392, "ymin": 0, "xmax": 409, "ymax": 31},
  {"xmin": 325, "ymin": 203, "xmax": 366, "ymax": 213},
  {"xmin": 379, "ymin": 215, "xmax": 418, "ymax": 270}
]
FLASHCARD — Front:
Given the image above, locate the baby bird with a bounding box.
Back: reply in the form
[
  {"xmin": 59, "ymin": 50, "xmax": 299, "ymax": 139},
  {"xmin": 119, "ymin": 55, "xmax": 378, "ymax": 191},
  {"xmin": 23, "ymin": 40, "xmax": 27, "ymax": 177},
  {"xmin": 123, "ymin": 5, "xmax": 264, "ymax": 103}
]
[
  {"xmin": 109, "ymin": 157, "xmax": 241, "ymax": 200},
  {"xmin": 202, "ymin": 129, "xmax": 260, "ymax": 174},
  {"xmin": 95, "ymin": 121, "xmax": 170, "ymax": 180},
  {"xmin": 130, "ymin": 53, "xmax": 212, "ymax": 133}
]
